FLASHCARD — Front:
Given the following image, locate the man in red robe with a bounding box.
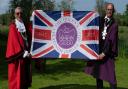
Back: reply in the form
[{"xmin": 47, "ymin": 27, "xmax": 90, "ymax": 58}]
[{"xmin": 6, "ymin": 7, "xmax": 32, "ymax": 89}]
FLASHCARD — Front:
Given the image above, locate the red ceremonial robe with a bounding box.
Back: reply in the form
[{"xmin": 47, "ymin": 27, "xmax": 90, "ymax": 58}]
[{"xmin": 6, "ymin": 21, "xmax": 32, "ymax": 89}]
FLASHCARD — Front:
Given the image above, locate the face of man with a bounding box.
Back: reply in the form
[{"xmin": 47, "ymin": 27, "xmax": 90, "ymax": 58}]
[
  {"xmin": 15, "ymin": 8, "xmax": 23, "ymax": 21},
  {"xmin": 106, "ymin": 4, "xmax": 114, "ymax": 18}
]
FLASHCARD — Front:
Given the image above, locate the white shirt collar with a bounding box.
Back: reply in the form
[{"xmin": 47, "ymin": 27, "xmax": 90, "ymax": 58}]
[
  {"xmin": 104, "ymin": 16, "xmax": 110, "ymax": 22},
  {"xmin": 15, "ymin": 19, "xmax": 26, "ymax": 32}
]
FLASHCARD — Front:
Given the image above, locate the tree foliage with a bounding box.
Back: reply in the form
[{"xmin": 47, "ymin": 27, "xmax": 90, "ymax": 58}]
[
  {"xmin": 0, "ymin": 0, "xmax": 128, "ymax": 26},
  {"xmin": 8, "ymin": 0, "xmax": 55, "ymax": 23},
  {"xmin": 57, "ymin": 0, "xmax": 74, "ymax": 11},
  {"xmin": 115, "ymin": 4, "xmax": 128, "ymax": 26},
  {"xmin": 124, "ymin": 4, "xmax": 128, "ymax": 15},
  {"xmin": 95, "ymin": 0, "xmax": 106, "ymax": 16},
  {"xmin": 0, "ymin": 13, "xmax": 10, "ymax": 25}
]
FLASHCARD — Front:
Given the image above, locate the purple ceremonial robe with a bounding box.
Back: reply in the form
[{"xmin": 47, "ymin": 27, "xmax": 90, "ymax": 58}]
[{"xmin": 85, "ymin": 18, "xmax": 118, "ymax": 84}]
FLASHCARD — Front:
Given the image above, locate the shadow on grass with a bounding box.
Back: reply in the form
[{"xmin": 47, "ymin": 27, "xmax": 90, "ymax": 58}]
[
  {"xmin": 1, "ymin": 54, "xmax": 86, "ymax": 80},
  {"xmin": 32, "ymin": 59, "xmax": 86, "ymax": 76},
  {"xmin": 39, "ymin": 84, "xmax": 127, "ymax": 89}
]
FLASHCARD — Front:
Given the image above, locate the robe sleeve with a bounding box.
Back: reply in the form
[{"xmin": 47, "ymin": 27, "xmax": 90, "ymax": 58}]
[
  {"xmin": 110, "ymin": 23, "xmax": 118, "ymax": 57},
  {"xmin": 102, "ymin": 23, "xmax": 118, "ymax": 57},
  {"xmin": 6, "ymin": 23, "xmax": 24, "ymax": 63},
  {"xmin": 102, "ymin": 39, "xmax": 110, "ymax": 56}
]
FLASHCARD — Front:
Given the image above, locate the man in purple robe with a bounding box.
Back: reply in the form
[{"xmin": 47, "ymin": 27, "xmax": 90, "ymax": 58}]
[{"xmin": 85, "ymin": 3, "xmax": 118, "ymax": 89}]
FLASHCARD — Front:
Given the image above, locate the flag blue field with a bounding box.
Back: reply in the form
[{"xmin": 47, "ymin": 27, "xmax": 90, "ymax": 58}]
[{"xmin": 31, "ymin": 10, "xmax": 99, "ymax": 60}]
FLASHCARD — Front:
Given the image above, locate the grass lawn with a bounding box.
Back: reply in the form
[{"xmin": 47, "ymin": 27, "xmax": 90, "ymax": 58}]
[
  {"xmin": 1, "ymin": 59, "xmax": 128, "ymax": 89},
  {"xmin": 0, "ymin": 26, "xmax": 128, "ymax": 89}
]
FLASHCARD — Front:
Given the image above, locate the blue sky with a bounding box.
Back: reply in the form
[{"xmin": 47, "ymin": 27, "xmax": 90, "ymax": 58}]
[
  {"xmin": 0, "ymin": 0, "xmax": 128, "ymax": 14},
  {"xmin": 73, "ymin": 0, "xmax": 128, "ymax": 13}
]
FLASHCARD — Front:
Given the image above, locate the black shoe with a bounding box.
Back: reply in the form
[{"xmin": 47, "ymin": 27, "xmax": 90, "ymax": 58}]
[
  {"xmin": 96, "ymin": 79, "xmax": 103, "ymax": 89},
  {"xmin": 110, "ymin": 83, "xmax": 117, "ymax": 89}
]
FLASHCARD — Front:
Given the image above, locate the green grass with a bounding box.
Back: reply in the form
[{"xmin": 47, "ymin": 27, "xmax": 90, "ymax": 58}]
[
  {"xmin": 1, "ymin": 59, "xmax": 128, "ymax": 89},
  {"xmin": 31, "ymin": 59, "xmax": 128, "ymax": 89},
  {"xmin": 0, "ymin": 26, "xmax": 128, "ymax": 89}
]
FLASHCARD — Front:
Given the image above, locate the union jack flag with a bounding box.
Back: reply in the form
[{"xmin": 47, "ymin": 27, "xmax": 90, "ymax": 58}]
[{"xmin": 31, "ymin": 10, "xmax": 99, "ymax": 60}]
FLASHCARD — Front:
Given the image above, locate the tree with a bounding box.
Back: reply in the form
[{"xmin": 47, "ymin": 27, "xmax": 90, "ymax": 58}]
[
  {"xmin": 124, "ymin": 4, "xmax": 128, "ymax": 15},
  {"xmin": 95, "ymin": 0, "xmax": 107, "ymax": 16},
  {"xmin": 9, "ymin": 0, "xmax": 32, "ymax": 22},
  {"xmin": 33, "ymin": 0, "xmax": 55, "ymax": 10},
  {"xmin": 9, "ymin": 0, "xmax": 55, "ymax": 23},
  {"xmin": 124, "ymin": 4, "xmax": 128, "ymax": 26},
  {"xmin": 0, "ymin": 13, "xmax": 10, "ymax": 25},
  {"xmin": 57, "ymin": 0, "xmax": 74, "ymax": 11},
  {"xmin": 0, "ymin": 15, "xmax": 6, "ymax": 25}
]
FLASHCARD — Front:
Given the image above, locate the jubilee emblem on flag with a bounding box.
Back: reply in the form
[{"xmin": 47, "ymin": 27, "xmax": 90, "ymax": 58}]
[{"xmin": 31, "ymin": 10, "xmax": 99, "ymax": 60}]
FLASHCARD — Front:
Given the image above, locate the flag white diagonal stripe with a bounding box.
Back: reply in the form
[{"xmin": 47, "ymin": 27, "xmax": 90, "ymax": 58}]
[{"xmin": 34, "ymin": 10, "xmax": 55, "ymax": 27}]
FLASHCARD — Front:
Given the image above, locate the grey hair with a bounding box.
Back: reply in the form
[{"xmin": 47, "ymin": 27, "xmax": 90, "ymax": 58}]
[
  {"xmin": 15, "ymin": 7, "xmax": 22, "ymax": 13},
  {"xmin": 105, "ymin": 3, "xmax": 115, "ymax": 13}
]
